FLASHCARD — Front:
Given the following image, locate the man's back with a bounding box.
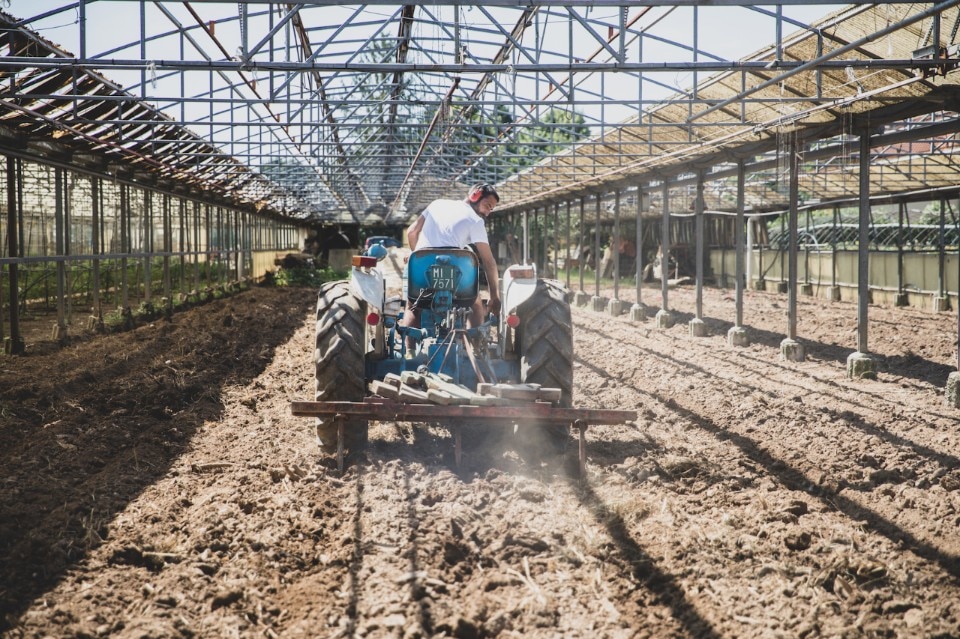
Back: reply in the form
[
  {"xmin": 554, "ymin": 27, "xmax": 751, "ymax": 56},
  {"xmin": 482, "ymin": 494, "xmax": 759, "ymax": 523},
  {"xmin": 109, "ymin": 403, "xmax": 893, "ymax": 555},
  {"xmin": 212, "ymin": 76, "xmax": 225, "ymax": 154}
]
[{"xmin": 418, "ymin": 199, "xmax": 488, "ymax": 249}]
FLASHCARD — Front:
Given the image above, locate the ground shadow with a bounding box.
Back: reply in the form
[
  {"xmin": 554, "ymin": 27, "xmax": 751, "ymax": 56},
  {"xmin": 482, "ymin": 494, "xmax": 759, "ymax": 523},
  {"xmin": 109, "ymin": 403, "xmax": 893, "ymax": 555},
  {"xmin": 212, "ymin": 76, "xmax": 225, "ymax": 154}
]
[{"xmin": 0, "ymin": 286, "xmax": 316, "ymax": 631}]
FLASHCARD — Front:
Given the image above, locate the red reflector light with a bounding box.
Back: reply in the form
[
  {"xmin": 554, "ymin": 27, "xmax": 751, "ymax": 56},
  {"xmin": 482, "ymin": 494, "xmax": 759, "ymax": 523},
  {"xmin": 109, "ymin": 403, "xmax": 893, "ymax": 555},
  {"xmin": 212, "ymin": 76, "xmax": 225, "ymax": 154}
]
[
  {"xmin": 366, "ymin": 312, "xmax": 380, "ymax": 326},
  {"xmin": 506, "ymin": 314, "xmax": 520, "ymax": 328},
  {"xmin": 352, "ymin": 255, "xmax": 378, "ymax": 268}
]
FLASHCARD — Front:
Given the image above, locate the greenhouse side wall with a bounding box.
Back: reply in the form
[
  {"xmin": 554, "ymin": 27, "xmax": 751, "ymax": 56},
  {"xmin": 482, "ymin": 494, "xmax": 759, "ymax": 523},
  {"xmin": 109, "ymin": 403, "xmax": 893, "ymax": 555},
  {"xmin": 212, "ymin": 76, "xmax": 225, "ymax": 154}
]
[{"xmin": 710, "ymin": 249, "xmax": 958, "ymax": 310}]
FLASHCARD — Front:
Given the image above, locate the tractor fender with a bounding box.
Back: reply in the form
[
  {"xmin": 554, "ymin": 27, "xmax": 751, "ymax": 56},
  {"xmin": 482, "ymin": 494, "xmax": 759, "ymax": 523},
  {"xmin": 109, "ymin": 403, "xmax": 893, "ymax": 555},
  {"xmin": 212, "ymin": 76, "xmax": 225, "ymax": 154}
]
[
  {"xmin": 501, "ymin": 263, "xmax": 539, "ymax": 315},
  {"xmin": 350, "ymin": 264, "xmax": 385, "ymax": 312},
  {"xmin": 500, "ymin": 263, "xmax": 540, "ymax": 351}
]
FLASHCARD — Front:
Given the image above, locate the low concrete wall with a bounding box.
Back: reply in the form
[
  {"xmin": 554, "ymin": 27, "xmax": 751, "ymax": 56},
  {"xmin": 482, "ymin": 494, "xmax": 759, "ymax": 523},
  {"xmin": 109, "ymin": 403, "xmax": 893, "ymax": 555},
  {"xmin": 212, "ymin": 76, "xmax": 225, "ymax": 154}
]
[
  {"xmin": 251, "ymin": 248, "xmax": 356, "ymax": 281},
  {"xmin": 710, "ymin": 248, "xmax": 958, "ymax": 310}
]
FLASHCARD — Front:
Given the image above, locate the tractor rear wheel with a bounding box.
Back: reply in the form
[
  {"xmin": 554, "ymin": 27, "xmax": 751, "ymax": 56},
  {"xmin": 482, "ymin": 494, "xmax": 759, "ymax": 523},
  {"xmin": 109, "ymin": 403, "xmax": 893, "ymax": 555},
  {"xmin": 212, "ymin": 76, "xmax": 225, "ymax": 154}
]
[
  {"xmin": 315, "ymin": 281, "xmax": 368, "ymax": 453},
  {"xmin": 517, "ymin": 280, "xmax": 574, "ymax": 451}
]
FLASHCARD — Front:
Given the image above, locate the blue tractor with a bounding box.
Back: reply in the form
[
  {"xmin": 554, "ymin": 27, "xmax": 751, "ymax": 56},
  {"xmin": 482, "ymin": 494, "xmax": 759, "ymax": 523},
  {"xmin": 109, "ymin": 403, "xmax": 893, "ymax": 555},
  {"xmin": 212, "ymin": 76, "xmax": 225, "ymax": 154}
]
[{"xmin": 312, "ymin": 245, "xmax": 575, "ymax": 456}]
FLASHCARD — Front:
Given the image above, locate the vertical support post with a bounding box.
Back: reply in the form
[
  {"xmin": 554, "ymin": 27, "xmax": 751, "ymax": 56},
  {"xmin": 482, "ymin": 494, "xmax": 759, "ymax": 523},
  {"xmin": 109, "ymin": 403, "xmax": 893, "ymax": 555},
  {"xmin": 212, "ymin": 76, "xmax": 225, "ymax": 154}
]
[
  {"xmin": 728, "ymin": 161, "xmax": 749, "ymax": 346},
  {"xmin": 780, "ymin": 137, "xmax": 804, "ymax": 361},
  {"xmin": 695, "ymin": 173, "xmax": 704, "ymax": 319},
  {"xmin": 193, "ymin": 201, "xmax": 201, "ymax": 293},
  {"xmin": 64, "ymin": 171, "xmax": 73, "ymax": 326},
  {"xmin": 120, "ymin": 183, "xmax": 130, "ymax": 312},
  {"xmin": 162, "ymin": 194, "xmax": 172, "ymax": 299},
  {"xmin": 938, "ymin": 198, "xmax": 947, "ymax": 303},
  {"xmin": 522, "ymin": 209, "xmax": 529, "ymax": 265},
  {"xmin": 636, "ymin": 187, "xmax": 643, "ymax": 302},
  {"xmin": 552, "ymin": 202, "xmax": 559, "ymax": 278},
  {"xmin": 578, "ymin": 197, "xmax": 585, "ymax": 293},
  {"xmin": 594, "ymin": 195, "xmax": 601, "ymax": 298},
  {"xmin": 613, "ymin": 190, "xmax": 621, "ymax": 302},
  {"xmin": 856, "ymin": 133, "xmax": 871, "ymax": 354},
  {"xmin": 205, "ymin": 203, "xmax": 214, "ymax": 291},
  {"xmin": 54, "ymin": 167, "xmax": 67, "ymax": 339},
  {"xmin": 689, "ymin": 172, "xmax": 707, "ymax": 336},
  {"xmin": 896, "ymin": 200, "xmax": 907, "ymax": 306},
  {"xmin": 661, "ymin": 182, "xmax": 669, "ymax": 308},
  {"xmin": 5, "ymin": 155, "xmax": 24, "ymax": 354},
  {"xmin": 631, "ymin": 183, "xmax": 646, "ymax": 322},
  {"xmin": 787, "ymin": 141, "xmax": 799, "ymax": 340},
  {"xmin": 735, "ymin": 161, "xmax": 746, "ymax": 328},
  {"xmin": 0, "ymin": 161, "xmax": 4, "ymax": 345},
  {"xmin": 565, "ymin": 200, "xmax": 571, "ymax": 290},
  {"xmin": 79, "ymin": 0, "xmax": 86, "ymax": 60},
  {"xmin": 91, "ymin": 177, "xmax": 101, "ymax": 321},
  {"xmin": 847, "ymin": 131, "xmax": 876, "ymax": 377},
  {"xmin": 144, "ymin": 190, "xmax": 152, "ymax": 303},
  {"xmin": 655, "ymin": 180, "xmax": 672, "ymax": 328},
  {"xmin": 532, "ymin": 208, "xmax": 539, "ymax": 271}
]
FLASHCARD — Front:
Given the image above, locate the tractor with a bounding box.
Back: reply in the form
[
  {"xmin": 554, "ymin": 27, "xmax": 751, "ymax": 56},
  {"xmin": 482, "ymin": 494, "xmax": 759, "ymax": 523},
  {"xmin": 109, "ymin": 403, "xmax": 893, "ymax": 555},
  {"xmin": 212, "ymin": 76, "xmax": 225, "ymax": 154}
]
[{"xmin": 293, "ymin": 244, "xmax": 635, "ymax": 472}]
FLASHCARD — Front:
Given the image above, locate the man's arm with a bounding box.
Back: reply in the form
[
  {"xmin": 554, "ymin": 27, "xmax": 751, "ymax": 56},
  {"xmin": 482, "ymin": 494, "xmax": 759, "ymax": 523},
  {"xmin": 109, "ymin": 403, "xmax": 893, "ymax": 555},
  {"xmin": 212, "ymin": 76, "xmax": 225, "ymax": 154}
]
[
  {"xmin": 407, "ymin": 215, "xmax": 425, "ymax": 250},
  {"xmin": 473, "ymin": 242, "xmax": 501, "ymax": 317}
]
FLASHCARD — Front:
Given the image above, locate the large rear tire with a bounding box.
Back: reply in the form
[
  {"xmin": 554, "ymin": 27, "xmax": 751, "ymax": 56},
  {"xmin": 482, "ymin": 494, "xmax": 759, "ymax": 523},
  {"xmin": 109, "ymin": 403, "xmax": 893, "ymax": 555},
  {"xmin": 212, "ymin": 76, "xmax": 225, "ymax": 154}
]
[
  {"xmin": 517, "ymin": 280, "xmax": 574, "ymax": 451},
  {"xmin": 315, "ymin": 281, "xmax": 368, "ymax": 453}
]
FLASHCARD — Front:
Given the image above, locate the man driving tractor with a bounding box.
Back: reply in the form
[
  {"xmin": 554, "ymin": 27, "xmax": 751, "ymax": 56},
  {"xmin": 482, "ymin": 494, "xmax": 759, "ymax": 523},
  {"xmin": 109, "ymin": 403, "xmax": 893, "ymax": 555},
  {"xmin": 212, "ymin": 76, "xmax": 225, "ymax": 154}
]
[{"xmin": 400, "ymin": 184, "xmax": 502, "ymax": 338}]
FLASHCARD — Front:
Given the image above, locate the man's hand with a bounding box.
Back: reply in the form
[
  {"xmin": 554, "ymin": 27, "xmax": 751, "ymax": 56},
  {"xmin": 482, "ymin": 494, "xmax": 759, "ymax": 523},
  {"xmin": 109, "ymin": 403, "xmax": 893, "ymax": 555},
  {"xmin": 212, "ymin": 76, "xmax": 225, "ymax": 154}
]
[{"xmin": 486, "ymin": 295, "xmax": 501, "ymax": 318}]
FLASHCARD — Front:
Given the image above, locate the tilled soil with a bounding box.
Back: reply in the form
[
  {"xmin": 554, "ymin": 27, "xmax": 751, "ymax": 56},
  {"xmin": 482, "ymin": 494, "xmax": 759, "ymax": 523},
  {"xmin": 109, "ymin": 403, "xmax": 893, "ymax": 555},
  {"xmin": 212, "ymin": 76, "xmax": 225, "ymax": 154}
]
[{"xmin": 1, "ymin": 281, "xmax": 959, "ymax": 639}]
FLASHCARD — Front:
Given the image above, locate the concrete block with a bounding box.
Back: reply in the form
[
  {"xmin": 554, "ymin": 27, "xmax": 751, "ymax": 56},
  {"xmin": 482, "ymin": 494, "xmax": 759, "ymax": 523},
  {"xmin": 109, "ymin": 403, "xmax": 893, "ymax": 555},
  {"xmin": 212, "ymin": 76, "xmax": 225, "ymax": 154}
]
[
  {"xmin": 753, "ymin": 279, "xmax": 766, "ymax": 291},
  {"xmin": 780, "ymin": 338, "xmax": 805, "ymax": 362},
  {"xmin": 591, "ymin": 296, "xmax": 608, "ymax": 313},
  {"xmin": 934, "ymin": 296, "xmax": 951, "ymax": 312},
  {"xmin": 51, "ymin": 323, "xmax": 68, "ymax": 341},
  {"xmin": 895, "ymin": 292, "xmax": 909, "ymax": 307},
  {"xmin": 829, "ymin": 286, "xmax": 842, "ymax": 302},
  {"xmin": 777, "ymin": 281, "xmax": 789, "ymax": 294},
  {"xmin": 801, "ymin": 283, "xmax": 813, "ymax": 296},
  {"xmin": 688, "ymin": 318, "xmax": 708, "ymax": 337},
  {"xmin": 946, "ymin": 371, "xmax": 960, "ymax": 409},
  {"xmin": 3, "ymin": 336, "xmax": 25, "ymax": 355},
  {"xmin": 727, "ymin": 326, "xmax": 749, "ymax": 347},
  {"xmin": 629, "ymin": 303, "xmax": 647, "ymax": 322},
  {"xmin": 654, "ymin": 309, "xmax": 673, "ymax": 329},
  {"xmin": 607, "ymin": 298, "xmax": 623, "ymax": 316},
  {"xmin": 574, "ymin": 290, "xmax": 591, "ymax": 307},
  {"xmin": 846, "ymin": 351, "xmax": 877, "ymax": 380}
]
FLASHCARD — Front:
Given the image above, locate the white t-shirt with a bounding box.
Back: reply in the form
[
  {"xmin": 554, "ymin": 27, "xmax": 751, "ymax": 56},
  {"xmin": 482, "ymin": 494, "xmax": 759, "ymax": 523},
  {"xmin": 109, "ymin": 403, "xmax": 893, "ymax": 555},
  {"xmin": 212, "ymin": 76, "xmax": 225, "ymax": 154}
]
[{"xmin": 416, "ymin": 199, "xmax": 488, "ymax": 249}]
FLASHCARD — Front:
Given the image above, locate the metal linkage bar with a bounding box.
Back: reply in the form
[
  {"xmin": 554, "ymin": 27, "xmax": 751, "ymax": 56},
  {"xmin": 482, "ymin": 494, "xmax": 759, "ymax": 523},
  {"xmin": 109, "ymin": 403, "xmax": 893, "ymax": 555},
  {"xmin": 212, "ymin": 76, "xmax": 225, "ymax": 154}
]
[{"xmin": 292, "ymin": 398, "xmax": 638, "ymax": 475}]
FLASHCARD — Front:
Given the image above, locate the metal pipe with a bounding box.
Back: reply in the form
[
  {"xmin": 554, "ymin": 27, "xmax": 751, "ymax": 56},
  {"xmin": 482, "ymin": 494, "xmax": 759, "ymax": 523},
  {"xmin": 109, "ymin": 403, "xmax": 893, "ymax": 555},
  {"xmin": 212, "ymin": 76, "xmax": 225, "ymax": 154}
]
[
  {"xmin": 55, "ymin": 168, "xmax": 66, "ymax": 334},
  {"xmin": 613, "ymin": 189, "xmax": 621, "ymax": 301},
  {"xmin": 661, "ymin": 181, "xmax": 669, "ymax": 311},
  {"xmin": 695, "ymin": 172, "xmax": 704, "ymax": 320},
  {"xmin": 857, "ymin": 132, "xmax": 870, "ymax": 354},
  {"xmin": 635, "ymin": 184, "xmax": 643, "ymax": 306},
  {"xmin": 522, "ymin": 209, "xmax": 529, "ymax": 264},
  {"xmin": 788, "ymin": 137, "xmax": 799, "ymax": 341},
  {"xmin": 578, "ymin": 197, "xmax": 585, "ymax": 293},
  {"xmin": 6, "ymin": 156, "xmax": 23, "ymax": 353},
  {"xmin": 735, "ymin": 161, "xmax": 745, "ymax": 328},
  {"xmin": 594, "ymin": 195, "xmax": 601, "ymax": 298},
  {"xmin": 120, "ymin": 183, "xmax": 130, "ymax": 310},
  {"xmin": 565, "ymin": 200, "xmax": 571, "ymax": 290},
  {"xmin": 553, "ymin": 203, "xmax": 559, "ymax": 278}
]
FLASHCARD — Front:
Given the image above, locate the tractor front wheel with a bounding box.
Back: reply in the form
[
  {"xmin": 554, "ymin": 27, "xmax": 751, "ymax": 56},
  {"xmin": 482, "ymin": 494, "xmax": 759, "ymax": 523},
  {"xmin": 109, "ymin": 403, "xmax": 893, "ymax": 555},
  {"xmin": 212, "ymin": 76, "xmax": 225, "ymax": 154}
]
[{"xmin": 315, "ymin": 281, "xmax": 368, "ymax": 454}]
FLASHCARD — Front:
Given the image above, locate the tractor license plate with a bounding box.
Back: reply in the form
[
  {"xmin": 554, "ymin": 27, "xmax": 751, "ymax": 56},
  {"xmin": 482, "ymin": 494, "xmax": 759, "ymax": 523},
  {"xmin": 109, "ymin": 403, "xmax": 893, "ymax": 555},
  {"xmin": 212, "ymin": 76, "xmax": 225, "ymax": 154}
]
[{"xmin": 428, "ymin": 264, "xmax": 456, "ymax": 290}]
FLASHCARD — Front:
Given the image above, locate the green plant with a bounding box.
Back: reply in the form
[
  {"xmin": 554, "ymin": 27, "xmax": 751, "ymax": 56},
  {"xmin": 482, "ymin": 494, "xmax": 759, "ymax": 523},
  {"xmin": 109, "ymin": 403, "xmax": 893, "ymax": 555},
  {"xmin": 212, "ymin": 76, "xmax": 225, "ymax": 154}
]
[{"xmin": 274, "ymin": 265, "xmax": 347, "ymax": 287}]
